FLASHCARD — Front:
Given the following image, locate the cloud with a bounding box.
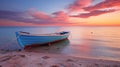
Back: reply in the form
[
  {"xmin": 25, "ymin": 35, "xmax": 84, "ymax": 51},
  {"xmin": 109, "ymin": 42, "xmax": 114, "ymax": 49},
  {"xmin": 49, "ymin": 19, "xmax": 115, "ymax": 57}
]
[
  {"xmin": 68, "ymin": 0, "xmax": 92, "ymax": 11},
  {"xmin": 68, "ymin": 0, "xmax": 120, "ymax": 18},
  {"xmin": 0, "ymin": 10, "xmax": 71, "ymax": 25},
  {"xmin": 28, "ymin": 10, "xmax": 70, "ymax": 23},
  {"xmin": 71, "ymin": 9, "xmax": 117, "ymax": 18},
  {"xmin": 0, "ymin": 10, "xmax": 37, "ymax": 23},
  {"xmin": 52, "ymin": 11, "xmax": 69, "ymax": 22},
  {"xmin": 0, "ymin": 10, "xmax": 51, "ymax": 24},
  {"xmin": 30, "ymin": 11, "xmax": 50, "ymax": 20},
  {"xmin": 27, "ymin": 10, "xmax": 70, "ymax": 23},
  {"xmin": 0, "ymin": 10, "xmax": 25, "ymax": 21},
  {"xmin": 84, "ymin": 0, "xmax": 120, "ymax": 11}
]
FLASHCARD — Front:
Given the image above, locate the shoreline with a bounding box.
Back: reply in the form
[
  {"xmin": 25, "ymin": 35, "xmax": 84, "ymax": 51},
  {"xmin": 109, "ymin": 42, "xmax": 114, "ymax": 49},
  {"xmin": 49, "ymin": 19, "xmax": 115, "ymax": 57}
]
[{"xmin": 0, "ymin": 50, "xmax": 120, "ymax": 67}]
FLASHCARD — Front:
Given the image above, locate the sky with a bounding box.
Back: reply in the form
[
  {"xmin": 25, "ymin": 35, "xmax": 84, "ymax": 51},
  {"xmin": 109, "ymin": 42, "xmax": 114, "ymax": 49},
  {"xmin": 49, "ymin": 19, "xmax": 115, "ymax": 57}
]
[{"xmin": 0, "ymin": 0, "xmax": 120, "ymax": 26}]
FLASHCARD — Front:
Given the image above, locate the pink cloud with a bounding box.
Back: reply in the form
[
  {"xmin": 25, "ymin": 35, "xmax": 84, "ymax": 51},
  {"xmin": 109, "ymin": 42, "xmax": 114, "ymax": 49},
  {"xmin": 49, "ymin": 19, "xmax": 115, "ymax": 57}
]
[
  {"xmin": 52, "ymin": 11, "xmax": 69, "ymax": 22},
  {"xmin": 84, "ymin": 0, "xmax": 120, "ymax": 11},
  {"xmin": 68, "ymin": 0, "xmax": 92, "ymax": 11},
  {"xmin": 71, "ymin": 9, "xmax": 117, "ymax": 18},
  {"xmin": 68, "ymin": 0, "xmax": 120, "ymax": 18},
  {"xmin": 27, "ymin": 10, "xmax": 71, "ymax": 24},
  {"xmin": 30, "ymin": 11, "xmax": 49, "ymax": 20}
]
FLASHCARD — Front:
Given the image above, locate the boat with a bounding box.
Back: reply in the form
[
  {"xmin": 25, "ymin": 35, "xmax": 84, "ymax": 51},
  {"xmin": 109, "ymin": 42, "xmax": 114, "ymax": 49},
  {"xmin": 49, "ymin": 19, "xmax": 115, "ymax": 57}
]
[{"xmin": 16, "ymin": 31, "xmax": 69, "ymax": 49}]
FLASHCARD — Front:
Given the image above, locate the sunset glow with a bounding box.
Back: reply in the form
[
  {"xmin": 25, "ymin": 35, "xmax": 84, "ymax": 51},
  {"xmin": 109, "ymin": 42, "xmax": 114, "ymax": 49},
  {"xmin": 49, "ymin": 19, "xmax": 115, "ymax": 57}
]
[{"xmin": 0, "ymin": 0, "xmax": 120, "ymax": 26}]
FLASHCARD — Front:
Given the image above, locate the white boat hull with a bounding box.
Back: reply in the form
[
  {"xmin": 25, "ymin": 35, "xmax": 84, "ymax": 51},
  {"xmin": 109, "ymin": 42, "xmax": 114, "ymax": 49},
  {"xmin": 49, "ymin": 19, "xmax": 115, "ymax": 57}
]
[{"xmin": 16, "ymin": 32, "xmax": 69, "ymax": 48}]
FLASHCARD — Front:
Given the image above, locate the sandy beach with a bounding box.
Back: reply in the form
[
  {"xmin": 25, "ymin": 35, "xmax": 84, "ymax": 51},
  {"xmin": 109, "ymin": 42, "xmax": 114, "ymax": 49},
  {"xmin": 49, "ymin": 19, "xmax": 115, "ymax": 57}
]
[{"xmin": 0, "ymin": 50, "xmax": 120, "ymax": 67}]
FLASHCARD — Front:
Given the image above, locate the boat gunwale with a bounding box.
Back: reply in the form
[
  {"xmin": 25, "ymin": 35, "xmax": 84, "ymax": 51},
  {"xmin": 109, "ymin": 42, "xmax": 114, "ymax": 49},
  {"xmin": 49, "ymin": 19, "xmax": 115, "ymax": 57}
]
[{"xmin": 18, "ymin": 32, "xmax": 69, "ymax": 37}]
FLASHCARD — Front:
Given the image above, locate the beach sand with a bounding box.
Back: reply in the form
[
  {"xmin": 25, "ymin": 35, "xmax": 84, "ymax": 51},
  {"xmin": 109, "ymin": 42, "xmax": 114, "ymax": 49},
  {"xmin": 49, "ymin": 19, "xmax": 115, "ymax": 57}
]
[{"xmin": 0, "ymin": 50, "xmax": 120, "ymax": 67}]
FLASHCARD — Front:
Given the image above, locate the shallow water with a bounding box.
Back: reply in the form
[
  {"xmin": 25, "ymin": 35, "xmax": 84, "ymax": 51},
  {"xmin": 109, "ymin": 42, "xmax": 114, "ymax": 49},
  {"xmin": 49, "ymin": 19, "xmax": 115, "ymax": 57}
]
[{"xmin": 0, "ymin": 26, "xmax": 120, "ymax": 61}]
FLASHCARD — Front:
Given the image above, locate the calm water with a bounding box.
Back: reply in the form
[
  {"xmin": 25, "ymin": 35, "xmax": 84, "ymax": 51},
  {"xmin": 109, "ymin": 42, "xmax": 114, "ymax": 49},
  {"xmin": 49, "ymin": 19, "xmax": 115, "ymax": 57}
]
[{"xmin": 0, "ymin": 26, "xmax": 120, "ymax": 61}]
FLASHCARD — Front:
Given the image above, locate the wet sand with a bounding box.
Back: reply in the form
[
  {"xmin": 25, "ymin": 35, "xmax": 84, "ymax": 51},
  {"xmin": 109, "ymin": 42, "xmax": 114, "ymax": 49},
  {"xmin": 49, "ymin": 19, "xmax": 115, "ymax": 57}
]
[{"xmin": 0, "ymin": 50, "xmax": 120, "ymax": 67}]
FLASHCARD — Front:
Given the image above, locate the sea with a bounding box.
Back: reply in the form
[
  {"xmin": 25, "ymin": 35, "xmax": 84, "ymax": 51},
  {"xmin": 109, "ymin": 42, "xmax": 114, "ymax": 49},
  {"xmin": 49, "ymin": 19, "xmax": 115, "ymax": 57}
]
[{"xmin": 0, "ymin": 26, "xmax": 120, "ymax": 61}]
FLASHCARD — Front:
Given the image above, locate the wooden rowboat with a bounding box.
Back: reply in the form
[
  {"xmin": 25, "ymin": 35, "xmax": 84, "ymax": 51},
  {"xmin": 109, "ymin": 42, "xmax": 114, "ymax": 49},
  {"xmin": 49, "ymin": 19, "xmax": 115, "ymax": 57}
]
[{"xmin": 16, "ymin": 31, "xmax": 69, "ymax": 48}]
